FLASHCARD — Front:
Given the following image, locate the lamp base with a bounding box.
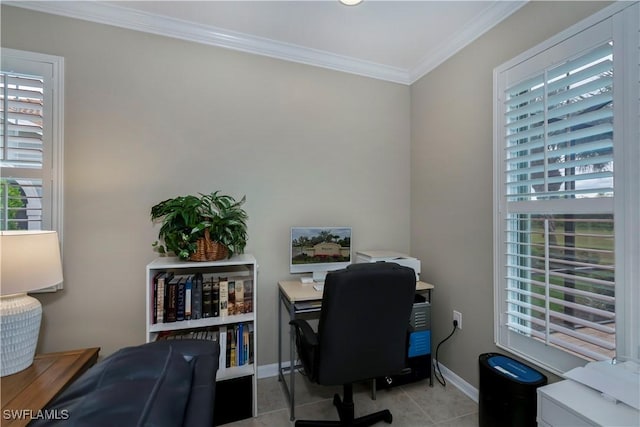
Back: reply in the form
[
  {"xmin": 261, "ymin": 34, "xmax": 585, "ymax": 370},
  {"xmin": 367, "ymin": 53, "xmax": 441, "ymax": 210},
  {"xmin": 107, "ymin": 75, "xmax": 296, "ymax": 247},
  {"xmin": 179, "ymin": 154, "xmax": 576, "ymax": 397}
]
[{"xmin": 1, "ymin": 293, "xmax": 42, "ymax": 377}]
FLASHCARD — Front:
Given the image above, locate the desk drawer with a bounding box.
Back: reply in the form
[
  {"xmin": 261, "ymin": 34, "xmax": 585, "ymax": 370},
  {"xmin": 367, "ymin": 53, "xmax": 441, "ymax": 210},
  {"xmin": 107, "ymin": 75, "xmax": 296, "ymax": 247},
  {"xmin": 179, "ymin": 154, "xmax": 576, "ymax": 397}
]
[{"xmin": 538, "ymin": 393, "xmax": 593, "ymax": 427}]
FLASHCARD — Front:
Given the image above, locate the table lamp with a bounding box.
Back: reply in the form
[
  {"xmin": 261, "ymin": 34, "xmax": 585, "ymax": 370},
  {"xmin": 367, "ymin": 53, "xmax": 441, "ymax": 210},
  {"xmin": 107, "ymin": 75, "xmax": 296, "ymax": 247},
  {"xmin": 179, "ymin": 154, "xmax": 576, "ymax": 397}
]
[{"xmin": 0, "ymin": 230, "xmax": 63, "ymax": 377}]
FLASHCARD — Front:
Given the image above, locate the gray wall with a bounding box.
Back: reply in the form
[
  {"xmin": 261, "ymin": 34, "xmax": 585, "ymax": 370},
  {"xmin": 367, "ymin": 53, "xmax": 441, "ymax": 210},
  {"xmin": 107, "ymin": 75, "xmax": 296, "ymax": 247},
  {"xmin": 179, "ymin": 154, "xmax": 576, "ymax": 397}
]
[
  {"xmin": 410, "ymin": 1, "xmax": 611, "ymax": 388},
  {"xmin": 1, "ymin": 6, "xmax": 411, "ymax": 365}
]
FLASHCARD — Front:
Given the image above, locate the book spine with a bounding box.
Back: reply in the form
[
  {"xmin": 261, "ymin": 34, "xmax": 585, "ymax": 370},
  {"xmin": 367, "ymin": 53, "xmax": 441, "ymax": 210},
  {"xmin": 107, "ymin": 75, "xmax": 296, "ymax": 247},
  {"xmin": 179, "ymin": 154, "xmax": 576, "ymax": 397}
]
[
  {"xmin": 219, "ymin": 279, "xmax": 228, "ymax": 317},
  {"xmin": 243, "ymin": 279, "xmax": 253, "ymax": 314},
  {"xmin": 212, "ymin": 280, "xmax": 220, "ymax": 317},
  {"xmin": 248, "ymin": 323, "xmax": 254, "ymax": 364},
  {"xmin": 202, "ymin": 279, "xmax": 212, "ymax": 318},
  {"xmin": 219, "ymin": 325, "xmax": 227, "ymax": 370},
  {"xmin": 176, "ymin": 277, "xmax": 186, "ymax": 321},
  {"xmin": 156, "ymin": 273, "xmax": 166, "ymax": 323},
  {"xmin": 243, "ymin": 326, "xmax": 249, "ymax": 365},
  {"xmin": 228, "ymin": 280, "xmax": 236, "ymax": 316},
  {"xmin": 226, "ymin": 328, "xmax": 233, "ymax": 368},
  {"xmin": 166, "ymin": 276, "xmax": 178, "ymax": 322},
  {"xmin": 235, "ymin": 279, "xmax": 244, "ymax": 315},
  {"xmin": 237, "ymin": 323, "xmax": 244, "ymax": 366},
  {"xmin": 152, "ymin": 272, "xmax": 159, "ymax": 324},
  {"xmin": 185, "ymin": 276, "xmax": 192, "ymax": 320},
  {"xmin": 191, "ymin": 273, "xmax": 202, "ymax": 320}
]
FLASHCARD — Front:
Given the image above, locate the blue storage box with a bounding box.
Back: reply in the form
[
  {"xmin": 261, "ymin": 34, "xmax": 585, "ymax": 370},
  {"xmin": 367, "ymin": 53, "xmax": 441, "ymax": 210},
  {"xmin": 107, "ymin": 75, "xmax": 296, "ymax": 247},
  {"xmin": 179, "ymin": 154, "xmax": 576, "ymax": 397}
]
[{"xmin": 408, "ymin": 330, "xmax": 430, "ymax": 358}]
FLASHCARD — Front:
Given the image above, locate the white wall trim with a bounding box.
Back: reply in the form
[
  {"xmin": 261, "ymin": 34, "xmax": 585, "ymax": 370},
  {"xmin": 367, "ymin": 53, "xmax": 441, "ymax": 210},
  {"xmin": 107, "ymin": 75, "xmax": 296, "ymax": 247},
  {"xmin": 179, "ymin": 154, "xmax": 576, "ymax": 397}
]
[
  {"xmin": 6, "ymin": 0, "xmax": 524, "ymax": 85},
  {"xmin": 408, "ymin": 1, "xmax": 526, "ymax": 83},
  {"xmin": 258, "ymin": 361, "xmax": 284, "ymax": 379},
  {"xmin": 258, "ymin": 360, "xmax": 479, "ymax": 403},
  {"xmin": 434, "ymin": 361, "xmax": 479, "ymax": 403}
]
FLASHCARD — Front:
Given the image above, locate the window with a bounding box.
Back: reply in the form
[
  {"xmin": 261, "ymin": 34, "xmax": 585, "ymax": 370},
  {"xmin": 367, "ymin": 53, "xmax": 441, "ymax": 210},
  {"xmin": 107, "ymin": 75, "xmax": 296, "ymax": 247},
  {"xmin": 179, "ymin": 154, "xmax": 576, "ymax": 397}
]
[
  {"xmin": 1, "ymin": 49, "xmax": 64, "ymax": 289},
  {"xmin": 493, "ymin": 3, "xmax": 639, "ymax": 374},
  {"xmin": 1, "ymin": 49, "xmax": 63, "ymax": 231}
]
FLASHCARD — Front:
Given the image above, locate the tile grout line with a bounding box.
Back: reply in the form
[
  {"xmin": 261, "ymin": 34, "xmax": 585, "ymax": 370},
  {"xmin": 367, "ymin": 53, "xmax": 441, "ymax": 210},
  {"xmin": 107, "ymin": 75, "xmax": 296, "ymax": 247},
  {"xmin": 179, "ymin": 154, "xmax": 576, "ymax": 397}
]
[{"xmin": 398, "ymin": 384, "xmax": 438, "ymax": 425}]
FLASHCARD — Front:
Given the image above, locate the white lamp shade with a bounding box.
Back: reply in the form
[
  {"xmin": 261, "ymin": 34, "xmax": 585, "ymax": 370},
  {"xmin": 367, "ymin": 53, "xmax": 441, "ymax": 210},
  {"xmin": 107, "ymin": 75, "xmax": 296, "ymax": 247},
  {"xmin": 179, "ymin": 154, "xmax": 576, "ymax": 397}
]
[{"xmin": 1, "ymin": 230, "xmax": 63, "ymax": 295}]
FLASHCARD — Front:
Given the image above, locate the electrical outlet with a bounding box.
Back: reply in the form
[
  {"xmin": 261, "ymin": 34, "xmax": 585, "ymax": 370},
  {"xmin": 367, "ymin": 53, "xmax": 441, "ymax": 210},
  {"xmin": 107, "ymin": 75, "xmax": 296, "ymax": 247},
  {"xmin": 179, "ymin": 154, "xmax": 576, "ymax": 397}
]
[{"xmin": 453, "ymin": 310, "xmax": 462, "ymax": 330}]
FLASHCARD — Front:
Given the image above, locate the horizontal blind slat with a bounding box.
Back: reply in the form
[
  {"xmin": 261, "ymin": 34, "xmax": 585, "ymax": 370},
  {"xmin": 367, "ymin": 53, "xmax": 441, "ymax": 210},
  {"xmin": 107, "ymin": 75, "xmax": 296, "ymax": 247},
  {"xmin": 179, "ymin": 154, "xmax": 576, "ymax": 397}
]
[{"xmin": 547, "ymin": 59, "xmax": 613, "ymax": 94}]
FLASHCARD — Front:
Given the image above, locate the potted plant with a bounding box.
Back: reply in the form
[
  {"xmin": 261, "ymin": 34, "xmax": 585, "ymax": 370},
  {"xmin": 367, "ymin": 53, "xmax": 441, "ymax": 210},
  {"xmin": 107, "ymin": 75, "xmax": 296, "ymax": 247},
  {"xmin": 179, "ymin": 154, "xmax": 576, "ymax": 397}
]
[{"xmin": 151, "ymin": 191, "xmax": 248, "ymax": 261}]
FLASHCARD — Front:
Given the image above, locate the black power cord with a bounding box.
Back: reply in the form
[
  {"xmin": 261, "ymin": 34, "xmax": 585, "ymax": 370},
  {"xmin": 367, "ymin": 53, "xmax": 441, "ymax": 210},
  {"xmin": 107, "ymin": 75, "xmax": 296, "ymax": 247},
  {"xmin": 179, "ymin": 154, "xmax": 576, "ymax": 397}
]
[{"xmin": 433, "ymin": 319, "xmax": 458, "ymax": 386}]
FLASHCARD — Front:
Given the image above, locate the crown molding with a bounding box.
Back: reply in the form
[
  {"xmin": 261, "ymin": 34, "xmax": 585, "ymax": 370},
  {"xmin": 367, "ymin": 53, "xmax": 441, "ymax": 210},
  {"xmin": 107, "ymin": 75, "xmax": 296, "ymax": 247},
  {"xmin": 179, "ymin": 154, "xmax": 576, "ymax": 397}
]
[
  {"xmin": 408, "ymin": 1, "xmax": 527, "ymax": 84},
  {"xmin": 5, "ymin": 1, "xmax": 526, "ymax": 86}
]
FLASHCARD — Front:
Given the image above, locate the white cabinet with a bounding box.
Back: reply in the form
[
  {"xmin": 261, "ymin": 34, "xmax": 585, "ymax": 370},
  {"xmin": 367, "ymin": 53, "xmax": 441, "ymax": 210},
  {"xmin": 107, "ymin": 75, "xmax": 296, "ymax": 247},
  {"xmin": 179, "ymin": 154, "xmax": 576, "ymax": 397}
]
[
  {"xmin": 145, "ymin": 254, "xmax": 258, "ymax": 418},
  {"xmin": 537, "ymin": 380, "xmax": 639, "ymax": 427}
]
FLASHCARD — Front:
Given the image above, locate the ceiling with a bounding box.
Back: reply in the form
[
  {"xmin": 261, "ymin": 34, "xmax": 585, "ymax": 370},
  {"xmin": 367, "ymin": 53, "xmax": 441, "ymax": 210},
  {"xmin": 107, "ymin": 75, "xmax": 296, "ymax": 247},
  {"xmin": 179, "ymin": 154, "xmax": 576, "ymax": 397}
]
[{"xmin": 6, "ymin": 1, "xmax": 527, "ymax": 84}]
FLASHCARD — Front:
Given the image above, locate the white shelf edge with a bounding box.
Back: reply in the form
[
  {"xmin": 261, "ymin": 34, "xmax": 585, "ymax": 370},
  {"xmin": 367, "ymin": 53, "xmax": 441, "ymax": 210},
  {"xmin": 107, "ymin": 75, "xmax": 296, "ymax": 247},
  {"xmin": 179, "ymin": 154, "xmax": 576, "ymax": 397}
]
[
  {"xmin": 148, "ymin": 313, "xmax": 254, "ymax": 333},
  {"xmin": 216, "ymin": 364, "xmax": 255, "ymax": 381},
  {"xmin": 147, "ymin": 254, "xmax": 257, "ymax": 270}
]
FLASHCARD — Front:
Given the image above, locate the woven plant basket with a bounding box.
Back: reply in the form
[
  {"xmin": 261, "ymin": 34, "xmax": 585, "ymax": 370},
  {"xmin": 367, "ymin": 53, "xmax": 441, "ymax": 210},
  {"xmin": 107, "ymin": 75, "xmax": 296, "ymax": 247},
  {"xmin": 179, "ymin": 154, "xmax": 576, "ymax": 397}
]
[{"xmin": 189, "ymin": 229, "xmax": 229, "ymax": 261}]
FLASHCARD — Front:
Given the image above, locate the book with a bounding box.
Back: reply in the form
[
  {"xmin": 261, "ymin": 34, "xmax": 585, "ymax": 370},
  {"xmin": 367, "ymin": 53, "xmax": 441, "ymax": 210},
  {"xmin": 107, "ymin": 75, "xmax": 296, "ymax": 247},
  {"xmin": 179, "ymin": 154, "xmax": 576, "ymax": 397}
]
[
  {"xmin": 191, "ymin": 272, "xmax": 202, "ymax": 320},
  {"xmin": 160, "ymin": 272, "xmax": 174, "ymax": 323},
  {"xmin": 243, "ymin": 325, "xmax": 250, "ymax": 365},
  {"xmin": 243, "ymin": 279, "xmax": 253, "ymax": 314},
  {"xmin": 227, "ymin": 325, "xmax": 238, "ymax": 368},
  {"xmin": 176, "ymin": 276, "xmax": 186, "ymax": 321},
  {"xmin": 185, "ymin": 275, "xmax": 192, "ymax": 320},
  {"xmin": 228, "ymin": 280, "xmax": 236, "ymax": 315},
  {"xmin": 165, "ymin": 275, "xmax": 179, "ymax": 322},
  {"xmin": 156, "ymin": 326, "xmax": 218, "ymax": 341},
  {"xmin": 236, "ymin": 323, "xmax": 243, "ymax": 366},
  {"xmin": 212, "ymin": 279, "xmax": 220, "ymax": 317},
  {"xmin": 219, "ymin": 325, "xmax": 227, "ymax": 370},
  {"xmin": 227, "ymin": 328, "xmax": 234, "ymax": 368},
  {"xmin": 247, "ymin": 323, "xmax": 254, "ymax": 364},
  {"xmin": 219, "ymin": 278, "xmax": 228, "ymax": 317},
  {"xmin": 152, "ymin": 272, "xmax": 161, "ymax": 324},
  {"xmin": 235, "ymin": 280, "xmax": 244, "ymax": 315},
  {"xmin": 202, "ymin": 279, "xmax": 212, "ymax": 318}
]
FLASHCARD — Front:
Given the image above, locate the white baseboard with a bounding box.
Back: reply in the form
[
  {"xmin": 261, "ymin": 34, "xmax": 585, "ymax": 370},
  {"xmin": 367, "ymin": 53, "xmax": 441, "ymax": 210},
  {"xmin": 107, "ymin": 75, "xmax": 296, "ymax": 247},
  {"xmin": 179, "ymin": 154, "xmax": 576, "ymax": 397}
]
[
  {"xmin": 257, "ymin": 360, "xmax": 479, "ymax": 403},
  {"xmin": 433, "ymin": 360, "xmax": 479, "ymax": 402},
  {"xmin": 258, "ymin": 361, "xmax": 291, "ymax": 379}
]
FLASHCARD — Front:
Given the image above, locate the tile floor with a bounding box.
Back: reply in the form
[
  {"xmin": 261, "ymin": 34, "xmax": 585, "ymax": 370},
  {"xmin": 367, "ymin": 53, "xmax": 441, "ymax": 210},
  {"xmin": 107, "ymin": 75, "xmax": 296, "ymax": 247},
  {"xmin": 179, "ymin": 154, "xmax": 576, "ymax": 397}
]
[{"xmin": 226, "ymin": 372, "xmax": 478, "ymax": 427}]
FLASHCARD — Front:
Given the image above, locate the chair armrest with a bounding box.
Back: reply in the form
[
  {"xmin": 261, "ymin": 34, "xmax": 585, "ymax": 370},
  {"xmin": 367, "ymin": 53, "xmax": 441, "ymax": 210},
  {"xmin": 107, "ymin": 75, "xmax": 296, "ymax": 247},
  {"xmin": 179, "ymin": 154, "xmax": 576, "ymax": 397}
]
[
  {"xmin": 289, "ymin": 319, "xmax": 318, "ymax": 346},
  {"xmin": 289, "ymin": 319, "xmax": 319, "ymax": 381}
]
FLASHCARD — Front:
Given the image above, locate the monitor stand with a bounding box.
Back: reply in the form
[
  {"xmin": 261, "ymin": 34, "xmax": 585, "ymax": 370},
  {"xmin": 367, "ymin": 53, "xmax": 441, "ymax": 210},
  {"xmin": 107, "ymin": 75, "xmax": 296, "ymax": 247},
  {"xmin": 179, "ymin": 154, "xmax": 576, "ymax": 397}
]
[{"xmin": 312, "ymin": 271, "xmax": 327, "ymax": 283}]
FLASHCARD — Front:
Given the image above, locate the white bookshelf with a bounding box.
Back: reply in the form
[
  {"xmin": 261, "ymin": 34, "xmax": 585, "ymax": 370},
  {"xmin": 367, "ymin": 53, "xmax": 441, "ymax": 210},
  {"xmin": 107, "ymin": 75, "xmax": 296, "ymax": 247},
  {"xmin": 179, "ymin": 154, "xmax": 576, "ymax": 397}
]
[{"xmin": 145, "ymin": 254, "xmax": 258, "ymax": 417}]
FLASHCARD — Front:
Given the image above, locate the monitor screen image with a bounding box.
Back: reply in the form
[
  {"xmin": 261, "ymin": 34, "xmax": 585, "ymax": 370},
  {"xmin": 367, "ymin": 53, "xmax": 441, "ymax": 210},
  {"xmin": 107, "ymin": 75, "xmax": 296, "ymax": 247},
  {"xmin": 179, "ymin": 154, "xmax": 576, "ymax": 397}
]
[{"xmin": 290, "ymin": 227, "xmax": 352, "ymax": 282}]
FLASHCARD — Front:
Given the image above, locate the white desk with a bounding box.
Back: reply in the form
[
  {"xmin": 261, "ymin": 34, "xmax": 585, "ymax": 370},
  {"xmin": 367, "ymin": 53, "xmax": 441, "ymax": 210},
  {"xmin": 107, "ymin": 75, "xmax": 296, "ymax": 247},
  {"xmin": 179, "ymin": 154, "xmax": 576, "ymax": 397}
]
[
  {"xmin": 277, "ymin": 279, "xmax": 434, "ymax": 421},
  {"xmin": 537, "ymin": 380, "xmax": 639, "ymax": 427}
]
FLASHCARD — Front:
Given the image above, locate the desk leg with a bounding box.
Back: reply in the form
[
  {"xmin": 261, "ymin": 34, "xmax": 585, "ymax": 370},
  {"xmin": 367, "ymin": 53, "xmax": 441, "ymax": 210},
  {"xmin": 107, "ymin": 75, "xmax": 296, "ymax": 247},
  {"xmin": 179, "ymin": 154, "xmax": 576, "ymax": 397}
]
[
  {"xmin": 288, "ymin": 301, "xmax": 296, "ymax": 421},
  {"xmin": 428, "ymin": 288, "xmax": 433, "ymax": 387},
  {"xmin": 277, "ymin": 290, "xmax": 296, "ymax": 421},
  {"xmin": 278, "ymin": 293, "xmax": 282, "ymax": 382}
]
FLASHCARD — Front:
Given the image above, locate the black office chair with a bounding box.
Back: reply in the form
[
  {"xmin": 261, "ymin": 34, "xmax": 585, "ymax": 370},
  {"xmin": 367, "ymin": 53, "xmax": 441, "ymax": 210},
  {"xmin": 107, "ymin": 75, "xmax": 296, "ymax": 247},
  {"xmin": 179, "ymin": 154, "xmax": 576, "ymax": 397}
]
[{"xmin": 290, "ymin": 262, "xmax": 416, "ymax": 426}]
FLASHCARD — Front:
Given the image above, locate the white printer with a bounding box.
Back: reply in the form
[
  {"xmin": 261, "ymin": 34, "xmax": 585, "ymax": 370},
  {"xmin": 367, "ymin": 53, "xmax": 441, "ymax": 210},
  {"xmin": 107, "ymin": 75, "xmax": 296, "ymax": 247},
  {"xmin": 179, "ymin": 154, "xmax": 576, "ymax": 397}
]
[{"xmin": 355, "ymin": 250, "xmax": 421, "ymax": 281}]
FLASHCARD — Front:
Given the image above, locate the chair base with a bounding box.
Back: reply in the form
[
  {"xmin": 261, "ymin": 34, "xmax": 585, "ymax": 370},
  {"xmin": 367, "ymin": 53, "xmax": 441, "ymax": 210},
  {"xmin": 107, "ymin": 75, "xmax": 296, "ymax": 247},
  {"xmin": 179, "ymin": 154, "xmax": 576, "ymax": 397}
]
[{"xmin": 295, "ymin": 385, "xmax": 393, "ymax": 427}]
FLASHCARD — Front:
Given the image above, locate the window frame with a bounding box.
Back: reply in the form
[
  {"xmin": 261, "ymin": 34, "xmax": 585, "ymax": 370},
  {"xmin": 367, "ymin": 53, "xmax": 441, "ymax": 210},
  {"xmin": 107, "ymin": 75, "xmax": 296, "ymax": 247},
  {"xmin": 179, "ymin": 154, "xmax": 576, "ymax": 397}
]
[
  {"xmin": 493, "ymin": 2, "xmax": 639, "ymax": 374},
  {"xmin": 1, "ymin": 48, "xmax": 65, "ymax": 290}
]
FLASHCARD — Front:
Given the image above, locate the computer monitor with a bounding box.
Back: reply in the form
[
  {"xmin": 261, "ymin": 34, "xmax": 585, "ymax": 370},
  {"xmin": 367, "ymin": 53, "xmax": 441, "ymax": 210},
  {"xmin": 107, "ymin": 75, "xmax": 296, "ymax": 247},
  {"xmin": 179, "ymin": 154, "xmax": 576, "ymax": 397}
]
[{"xmin": 290, "ymin": 227, "xmax": 352, "ymax": 282}]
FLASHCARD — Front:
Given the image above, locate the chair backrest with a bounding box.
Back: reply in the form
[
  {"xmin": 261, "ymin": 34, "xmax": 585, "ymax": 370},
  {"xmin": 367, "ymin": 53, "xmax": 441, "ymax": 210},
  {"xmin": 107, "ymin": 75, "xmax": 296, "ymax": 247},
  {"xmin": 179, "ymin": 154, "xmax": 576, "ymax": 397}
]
[{"xmin": 315, "ymin": 262, "xmax": 416, "ymax": 386}]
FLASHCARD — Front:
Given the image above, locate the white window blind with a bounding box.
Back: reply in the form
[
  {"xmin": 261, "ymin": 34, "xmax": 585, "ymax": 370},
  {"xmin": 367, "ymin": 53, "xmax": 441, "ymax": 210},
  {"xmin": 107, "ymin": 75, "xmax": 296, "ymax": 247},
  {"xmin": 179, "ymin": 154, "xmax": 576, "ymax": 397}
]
[
  {"xmin": 505, "ymin": 42, "xmax": 614, "ymax": 204},
  {"xmin": 1, "ymin": 71, "xmax": 45, "ymax": 229},
  {"xmin": 494, "ymin": 2, "xmax": 639, "ymax": 373}
]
